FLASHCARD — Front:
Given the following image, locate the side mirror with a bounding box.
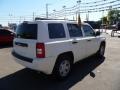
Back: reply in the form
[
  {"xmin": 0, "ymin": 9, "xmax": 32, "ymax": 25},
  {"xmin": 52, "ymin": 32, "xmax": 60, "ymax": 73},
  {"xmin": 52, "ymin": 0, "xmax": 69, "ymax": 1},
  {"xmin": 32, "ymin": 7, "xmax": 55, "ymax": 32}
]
[{"xmin": 95, "ymin": 31, "xmax": 101, "ymax": 36}]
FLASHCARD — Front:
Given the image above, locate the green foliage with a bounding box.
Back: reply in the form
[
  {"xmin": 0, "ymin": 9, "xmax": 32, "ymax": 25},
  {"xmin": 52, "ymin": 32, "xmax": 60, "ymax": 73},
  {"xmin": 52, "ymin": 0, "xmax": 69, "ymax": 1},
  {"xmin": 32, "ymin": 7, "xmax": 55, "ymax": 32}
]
[
  {"xmin": 101, "ymin": 16, "xmax": 107, "ymax": 24},
  {"xmin": 107, "ymin": 10, "xmax": 120, "ymax": 25}
]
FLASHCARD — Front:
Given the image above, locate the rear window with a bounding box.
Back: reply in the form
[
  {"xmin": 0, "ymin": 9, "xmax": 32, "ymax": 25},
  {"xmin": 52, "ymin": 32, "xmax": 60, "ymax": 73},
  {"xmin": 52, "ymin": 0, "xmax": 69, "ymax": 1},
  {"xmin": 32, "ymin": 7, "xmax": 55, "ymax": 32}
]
[
  {"xmin": 48, "ymin": 23, "xmax": 66, "ymax": 39},
  {"xmin": 16, "ymin": 23, "xmax": 37, "ymax": 39}
]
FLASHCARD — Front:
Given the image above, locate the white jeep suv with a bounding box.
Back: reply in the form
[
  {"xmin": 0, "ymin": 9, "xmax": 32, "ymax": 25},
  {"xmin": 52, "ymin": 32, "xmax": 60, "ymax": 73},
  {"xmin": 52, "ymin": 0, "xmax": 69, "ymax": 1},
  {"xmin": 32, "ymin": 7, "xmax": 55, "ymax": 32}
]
[{"xmin": 12, "ymin": 19, "xmax": 106, "ymax": 79}]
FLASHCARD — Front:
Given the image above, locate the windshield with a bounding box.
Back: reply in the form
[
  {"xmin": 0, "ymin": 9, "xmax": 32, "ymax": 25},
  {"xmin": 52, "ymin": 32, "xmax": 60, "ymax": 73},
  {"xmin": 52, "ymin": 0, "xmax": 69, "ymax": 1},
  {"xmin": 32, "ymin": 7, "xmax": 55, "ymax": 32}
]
[{"xmin": 16, "ymin": 23, "xmax": 37, "ymax": 39}]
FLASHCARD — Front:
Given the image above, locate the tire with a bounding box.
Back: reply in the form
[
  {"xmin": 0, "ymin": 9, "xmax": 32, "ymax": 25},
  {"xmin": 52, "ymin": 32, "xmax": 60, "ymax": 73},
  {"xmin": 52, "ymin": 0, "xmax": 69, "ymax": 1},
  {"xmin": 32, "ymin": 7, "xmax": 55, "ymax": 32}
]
[
  {"xmin": 53, "ymin": 55, "xmax": 73, "ymax": 80},
  {"xmin": 97, "ymin": 43, "xmax": 105, "ymax": 57}
]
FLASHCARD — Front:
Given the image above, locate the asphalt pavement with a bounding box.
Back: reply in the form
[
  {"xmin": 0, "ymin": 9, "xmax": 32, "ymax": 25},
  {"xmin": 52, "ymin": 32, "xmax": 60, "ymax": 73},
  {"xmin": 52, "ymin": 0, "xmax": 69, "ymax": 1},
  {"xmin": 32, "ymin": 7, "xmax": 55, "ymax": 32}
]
[{"xmin": 0, "ymin": 33, "xmax": 120, "ymax": 90}]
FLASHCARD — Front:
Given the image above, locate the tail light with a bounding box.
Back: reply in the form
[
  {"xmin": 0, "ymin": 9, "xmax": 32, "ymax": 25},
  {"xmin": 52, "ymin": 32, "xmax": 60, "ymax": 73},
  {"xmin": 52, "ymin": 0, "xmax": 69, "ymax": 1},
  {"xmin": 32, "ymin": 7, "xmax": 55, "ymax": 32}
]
[{"xmin": 36, "ymin": 43, "xmax": 45, "ymax": 58}]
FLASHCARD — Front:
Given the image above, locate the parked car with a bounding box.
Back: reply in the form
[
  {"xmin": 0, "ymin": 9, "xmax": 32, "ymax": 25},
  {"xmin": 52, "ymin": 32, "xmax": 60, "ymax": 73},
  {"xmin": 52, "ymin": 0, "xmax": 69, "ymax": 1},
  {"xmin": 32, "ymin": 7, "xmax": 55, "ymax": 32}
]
[
  {"xmin": 0, "ymin": 29, "xmax": 15, "ymax": 44},
  {"xmin": 12, "ymin": 19, "xmax": 106, "ymax": 79},
  {"xmin": 84, "ymin": 21, "xmax": 101, "ymax": 29}
]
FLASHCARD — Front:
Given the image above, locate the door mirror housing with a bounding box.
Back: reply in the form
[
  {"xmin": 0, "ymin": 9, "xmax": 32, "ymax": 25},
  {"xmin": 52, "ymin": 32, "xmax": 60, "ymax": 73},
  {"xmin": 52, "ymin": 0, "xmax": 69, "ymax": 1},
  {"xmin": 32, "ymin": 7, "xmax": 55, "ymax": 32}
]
[{"xmin": 95, "ymin": 31, "xmax": 101, "ymax": 36}]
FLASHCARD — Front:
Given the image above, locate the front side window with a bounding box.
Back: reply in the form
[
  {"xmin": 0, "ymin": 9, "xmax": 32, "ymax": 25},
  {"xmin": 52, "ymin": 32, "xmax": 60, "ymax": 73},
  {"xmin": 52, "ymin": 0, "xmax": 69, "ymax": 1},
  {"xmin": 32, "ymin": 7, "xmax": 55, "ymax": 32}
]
[
  {"xmin": 82, "ymin": 25, "xmax": 95, "ymax": 37},
  {"xmin": 48, "ymin": 23, "xmax": 66, "ymax": 39},
  {"xmin": 67, "ymin": 24, "xmax": 83, "ymax": 37}
]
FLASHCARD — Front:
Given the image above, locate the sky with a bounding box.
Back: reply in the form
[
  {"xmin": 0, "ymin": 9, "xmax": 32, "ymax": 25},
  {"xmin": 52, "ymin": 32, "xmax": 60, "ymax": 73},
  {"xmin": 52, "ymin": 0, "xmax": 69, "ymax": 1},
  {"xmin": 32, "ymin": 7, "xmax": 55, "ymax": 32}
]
[{"xmin": 0, "ymin": 0, "xmax": 108, "ymax": 26}]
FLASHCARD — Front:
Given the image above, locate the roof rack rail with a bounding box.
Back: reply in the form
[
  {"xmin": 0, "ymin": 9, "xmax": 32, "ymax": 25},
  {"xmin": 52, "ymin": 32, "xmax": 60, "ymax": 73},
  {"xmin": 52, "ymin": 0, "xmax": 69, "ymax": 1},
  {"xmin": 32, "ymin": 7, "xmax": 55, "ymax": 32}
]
[{"xmin": 35, "ymin": 17, "xmax": 76, "ymax": 21}]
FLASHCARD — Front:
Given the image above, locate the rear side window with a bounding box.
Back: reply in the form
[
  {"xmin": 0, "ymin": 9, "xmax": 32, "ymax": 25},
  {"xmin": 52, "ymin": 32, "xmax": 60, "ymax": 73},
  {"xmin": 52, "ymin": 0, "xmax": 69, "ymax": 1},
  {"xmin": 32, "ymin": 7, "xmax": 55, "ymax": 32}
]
[
  {"xmin": 48, "ymin": 23, "xmax": 66, "ymax": 39},
  {"xmin": 67, "ymin": 24, "xmax": 83, "ymax": 37},
  {"xmin": 16, "ymin": 23, "xmax": 37, "ymax": 39}
]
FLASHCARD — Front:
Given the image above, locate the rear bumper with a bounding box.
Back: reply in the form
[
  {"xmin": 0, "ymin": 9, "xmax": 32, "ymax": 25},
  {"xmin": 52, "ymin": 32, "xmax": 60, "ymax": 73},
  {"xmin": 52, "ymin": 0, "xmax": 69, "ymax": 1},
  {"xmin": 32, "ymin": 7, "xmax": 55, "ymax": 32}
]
[
  {"xmin": 12, "ymin": 51, "xmax": 56, "ymax": 74},
  {"xmin": 12, "ymin": 51, "xmax": 33, "ymax": 63}
]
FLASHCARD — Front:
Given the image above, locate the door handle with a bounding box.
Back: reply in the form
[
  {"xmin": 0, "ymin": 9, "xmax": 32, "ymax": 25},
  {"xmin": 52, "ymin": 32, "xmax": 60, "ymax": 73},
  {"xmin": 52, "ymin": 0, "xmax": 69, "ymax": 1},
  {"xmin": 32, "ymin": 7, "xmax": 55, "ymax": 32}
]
[
  {"xmin": 87, "ymin": 39, "xmax": 92, "ymax": 42},
  {"xmin": 15, "ymin": 42, "xmax": 28, "ymax": 47},
  {"xmin": 72, "ymin": 41, "xmax": 78, "ymax": 44}
]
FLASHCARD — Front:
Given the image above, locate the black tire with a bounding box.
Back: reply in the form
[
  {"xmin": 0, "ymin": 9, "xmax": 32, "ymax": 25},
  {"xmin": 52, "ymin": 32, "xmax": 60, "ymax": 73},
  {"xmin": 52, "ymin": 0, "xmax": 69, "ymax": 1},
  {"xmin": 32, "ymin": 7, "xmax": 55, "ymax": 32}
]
[
  {"xmin": 52, "ymin": 55, "xmax": 73, "ymax": 80},
  {"xmin": 97, "ymin": 43, "xmax": 105, "ymax": 57}
]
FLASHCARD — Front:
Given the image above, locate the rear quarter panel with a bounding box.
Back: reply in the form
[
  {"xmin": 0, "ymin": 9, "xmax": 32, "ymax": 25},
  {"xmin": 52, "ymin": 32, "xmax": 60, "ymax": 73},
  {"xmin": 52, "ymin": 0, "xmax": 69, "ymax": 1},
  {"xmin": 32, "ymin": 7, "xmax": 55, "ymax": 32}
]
[{"xmin": 45, "ymin": 39, "xmax": 73, "ymax": 59}]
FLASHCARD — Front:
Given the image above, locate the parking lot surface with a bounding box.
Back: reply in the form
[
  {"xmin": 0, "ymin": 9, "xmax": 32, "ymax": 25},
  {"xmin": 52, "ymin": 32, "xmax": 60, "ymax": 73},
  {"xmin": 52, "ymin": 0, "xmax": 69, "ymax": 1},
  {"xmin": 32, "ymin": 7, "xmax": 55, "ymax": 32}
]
[{"xmin": 0, "ymin": 34, "xmax": 120, "ymax": 90}]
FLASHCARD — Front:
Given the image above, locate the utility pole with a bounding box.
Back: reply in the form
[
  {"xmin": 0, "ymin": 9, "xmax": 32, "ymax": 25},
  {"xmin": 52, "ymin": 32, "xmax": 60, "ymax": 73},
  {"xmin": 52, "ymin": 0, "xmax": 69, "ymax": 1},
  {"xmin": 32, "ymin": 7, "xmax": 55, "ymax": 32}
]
[
  {"xmin": 102, "ymin": 9, "xmax": 104, "ymax": 25},
  {"xmin": 73, "ymin": 16, "xmax": 75, "ymax": 20},
  {"xmin": 102, "ymin": 10, "xmax": 104, "ymax": 32},
  {"xmin": 53, "ymin": 9, "xmax": 56, "ymax": 18},
  {"xmin": 77, "ymin": 0, "xmax": 81, "ymax": 15},
  {"xmin": 63, "ymin": 5, "xmax": 66, "ymax": 19},
  {"xmin": 77, "ymin": 0, "xmax": 81, "ymax": 25},
  {"xmin": 76, "ymin": 11, "xmax": 77, "ymax": 21},
  {"xmin": 86, "ymin": 11, "xmax": 89, "ymax": 21},
  {"xmin": 19, "ymin": 16, "xmax": 22, "ymax": 24},
  {"xmin": 24, "ymin": 16, "xmax": 26, "ymax": 21},
  {"xmin": 108, "ymin": 6, "xmax": 112, "ymax": 24},
  {"xmin": 9, "ymin": 13, "xmax": 12, "ymax": 23},
  {"xmin": 46, "ymin": 3, "xmax": 50, "ymax": 18},
  {"xmin": 33, "ymin": 12, "xmax": 35, "ymax": 20}
]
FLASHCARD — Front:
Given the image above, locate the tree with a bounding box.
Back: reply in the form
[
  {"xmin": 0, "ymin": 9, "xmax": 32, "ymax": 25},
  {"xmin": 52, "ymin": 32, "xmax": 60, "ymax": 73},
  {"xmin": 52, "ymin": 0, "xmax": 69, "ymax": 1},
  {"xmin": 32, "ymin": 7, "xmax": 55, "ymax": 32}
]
[
  {"xmin": 107, "ymin": 10, "xmax": 120, "ymax": 25},
  {"xmin": 101, "ymin": 16, "xmax": 108, "ymax": 24}
]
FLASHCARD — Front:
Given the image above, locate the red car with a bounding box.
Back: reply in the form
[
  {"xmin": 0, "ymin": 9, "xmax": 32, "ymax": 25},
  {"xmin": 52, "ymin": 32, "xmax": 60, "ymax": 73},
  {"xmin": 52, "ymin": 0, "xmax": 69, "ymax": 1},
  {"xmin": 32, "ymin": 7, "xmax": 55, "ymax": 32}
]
[{"xmin": 0, "ymin": 29, "xmax": 15, "ymax": 44}]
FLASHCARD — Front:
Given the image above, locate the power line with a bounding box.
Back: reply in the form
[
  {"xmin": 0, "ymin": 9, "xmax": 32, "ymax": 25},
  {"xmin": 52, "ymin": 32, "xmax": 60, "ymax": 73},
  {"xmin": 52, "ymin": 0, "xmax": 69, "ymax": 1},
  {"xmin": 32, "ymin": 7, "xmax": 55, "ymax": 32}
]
[{"xmin": 0, "ymin": 0, "xmax": 120, "ymax": 24}]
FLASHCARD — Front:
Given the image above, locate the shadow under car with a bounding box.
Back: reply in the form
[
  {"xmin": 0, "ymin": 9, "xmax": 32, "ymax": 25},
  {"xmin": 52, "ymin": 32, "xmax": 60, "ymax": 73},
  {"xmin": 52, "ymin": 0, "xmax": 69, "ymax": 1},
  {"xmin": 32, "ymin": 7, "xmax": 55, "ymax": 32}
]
[{"xmin": 0, "ymin": 56, "xmax": 105, "ymax": 90}]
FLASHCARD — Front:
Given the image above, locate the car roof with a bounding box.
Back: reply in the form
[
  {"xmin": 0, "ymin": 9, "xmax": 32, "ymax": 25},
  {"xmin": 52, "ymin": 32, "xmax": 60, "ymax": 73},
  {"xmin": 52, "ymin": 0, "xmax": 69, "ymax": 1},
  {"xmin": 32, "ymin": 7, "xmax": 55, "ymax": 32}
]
[
  {"xmin": 0, "ymin": 28, "xmax": 15, "ymax": 33},
  {"xmin": 23, "ymin": 20, "xmax": 90, "ymax": 26}
]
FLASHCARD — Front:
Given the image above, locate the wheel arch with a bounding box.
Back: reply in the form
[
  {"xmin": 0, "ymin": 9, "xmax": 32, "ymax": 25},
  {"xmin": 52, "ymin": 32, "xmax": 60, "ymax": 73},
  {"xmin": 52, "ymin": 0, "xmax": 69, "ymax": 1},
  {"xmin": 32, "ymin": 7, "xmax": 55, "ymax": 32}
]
[
  {"xmin": 52, "ymin": 51, "xmax": 74, "ymax": 73},
  {"xmin": 56, "ymin": 51, "xmax": 74, "ymax": 63},
  {"xmin": 101, "ymin": 41, "xmax": 106, "ymax": 46}
]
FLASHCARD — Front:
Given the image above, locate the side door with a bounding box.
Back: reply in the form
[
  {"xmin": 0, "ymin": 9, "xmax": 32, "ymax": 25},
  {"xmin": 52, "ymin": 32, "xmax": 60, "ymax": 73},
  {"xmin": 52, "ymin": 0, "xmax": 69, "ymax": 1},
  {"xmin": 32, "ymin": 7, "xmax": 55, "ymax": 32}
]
[
  {"xmin": 0, "ymin": 30, "xmax": 9, "ymax": 43},
  {"xmin": 67, "ymin": 24, "xmax": 86, "ymax": 62},
  {"xmin": 0, "ymin": 30, "xmax": 4, "ymax": 43},
  {"xmin": 82, "ymin": 24, "xmax": 99, "ymax": 57}
]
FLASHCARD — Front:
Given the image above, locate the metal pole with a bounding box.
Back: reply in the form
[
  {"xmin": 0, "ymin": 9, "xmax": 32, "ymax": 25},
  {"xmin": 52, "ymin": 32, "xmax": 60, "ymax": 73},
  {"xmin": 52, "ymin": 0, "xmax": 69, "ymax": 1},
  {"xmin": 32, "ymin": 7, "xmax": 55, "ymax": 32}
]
[
  {"xmin": 87, "ymin": 11, "xmax": 89, "ymax": 21},
  {"xmin": 86, "ymin": 12, "xmax": 88, "ymax": 21},
  {"xmin": 46, "ymin": 4, "xmax": 48, "ymax": 18},
  {"xmin": 73, "ymin": 16, "xmax": 75, "ymax": 20},
  {"xmin": 102, "ymin": 10, "xmax": 104, "ymax": 32},
  {"xmin": 19, "ymin": 16, "xmax": 22, "ymax": 24},
  {"xmin": 24, "ymin": 17, "xmax": 26, "ymax": 21},
  {"xmin": 53, "ymin": 9, "xmax": 56, "ymax": 18},
  {"xmin": 33, "ymin": 12, "xmax": 35, "ymax": 20},
  {"xmin": 9, "ymin": 13, "xmax": 12, "ymax": 23},
  {"xmin": 77, "ymin": 0, "xmax": 81, "ymax": 15},
  {"xmin": 77, "ymin": 0, "xmax": 81, "ymax": 25},
  {"xmin": 77, "ymin": 0, "xmax": 81, "ymax": 23},
  {"xmin": 76, "ymin": 12, "xmax": 77, "ymax": 21},
  {"xmin": 63, "ymin": 5, "xmax": 66, "ymax": 19}
]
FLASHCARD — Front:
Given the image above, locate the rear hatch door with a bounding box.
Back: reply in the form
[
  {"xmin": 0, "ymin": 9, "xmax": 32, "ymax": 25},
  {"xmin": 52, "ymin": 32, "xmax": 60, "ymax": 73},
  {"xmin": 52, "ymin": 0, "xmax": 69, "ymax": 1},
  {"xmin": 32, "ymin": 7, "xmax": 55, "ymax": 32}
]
[{"xmin": 13, "ymin": 22, "xmax": 38, "ymax": 59}]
